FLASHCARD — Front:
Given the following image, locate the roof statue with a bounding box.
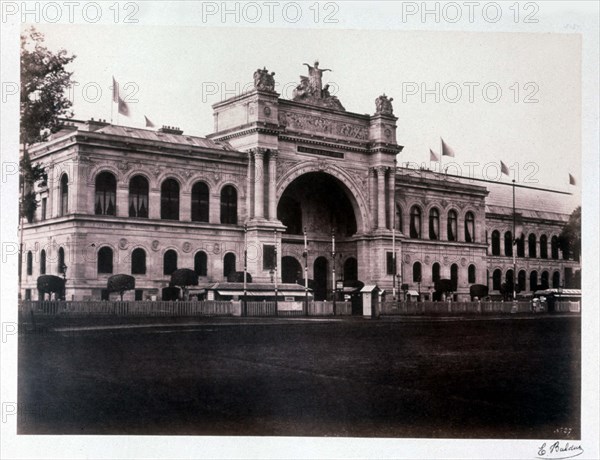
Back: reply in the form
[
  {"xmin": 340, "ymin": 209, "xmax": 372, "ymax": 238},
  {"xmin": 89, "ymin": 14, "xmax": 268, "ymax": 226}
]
[
  {"xmin": 253, "ymin": 67, "xmax": 276, "ymax": 91},
  {"xmin": 375, "ymin": 94, "xmax": 394, "ymax": 115},
  {"xmin": 292, "ymin": 60, "xmax": 345, "ymax": 111}
]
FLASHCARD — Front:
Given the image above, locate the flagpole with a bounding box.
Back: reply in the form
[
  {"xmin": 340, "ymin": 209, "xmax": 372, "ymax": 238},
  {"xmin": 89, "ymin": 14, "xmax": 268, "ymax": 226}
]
[{"xmin": 512, "ymin": 177, "xmax": 517, "ymax": 302}]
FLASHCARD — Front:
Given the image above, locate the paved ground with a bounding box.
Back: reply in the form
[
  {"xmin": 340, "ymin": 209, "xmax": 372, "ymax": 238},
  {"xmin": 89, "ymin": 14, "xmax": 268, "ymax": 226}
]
[{"xmin": 17, "ymin": 315, "xmax": 581, "ymax": 438}]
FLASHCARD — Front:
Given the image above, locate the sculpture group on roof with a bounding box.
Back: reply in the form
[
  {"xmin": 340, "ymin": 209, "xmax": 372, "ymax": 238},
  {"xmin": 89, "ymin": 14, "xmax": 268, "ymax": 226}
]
[{"xmin": 292, "ymin": 61, "xmax": 345, "ymax": 111}]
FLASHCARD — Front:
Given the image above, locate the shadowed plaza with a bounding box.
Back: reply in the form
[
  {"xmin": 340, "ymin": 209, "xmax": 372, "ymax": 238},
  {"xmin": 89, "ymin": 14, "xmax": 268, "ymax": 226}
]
[{"xmin": 18, "ymin": 315, "xmax": 580, "ymax": 438}]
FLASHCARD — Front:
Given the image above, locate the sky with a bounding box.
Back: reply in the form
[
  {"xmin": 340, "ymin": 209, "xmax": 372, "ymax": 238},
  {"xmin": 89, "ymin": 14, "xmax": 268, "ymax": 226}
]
[{"xmin": 25, "ymin": 22, "xmax": 583, "ymax": 197}]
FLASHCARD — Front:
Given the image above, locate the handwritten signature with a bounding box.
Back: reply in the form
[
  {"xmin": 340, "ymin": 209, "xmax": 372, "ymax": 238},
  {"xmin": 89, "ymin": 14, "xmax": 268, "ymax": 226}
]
[{"xmin": 536, "ymin": 441, "xmax": 584, "ymax": 459}]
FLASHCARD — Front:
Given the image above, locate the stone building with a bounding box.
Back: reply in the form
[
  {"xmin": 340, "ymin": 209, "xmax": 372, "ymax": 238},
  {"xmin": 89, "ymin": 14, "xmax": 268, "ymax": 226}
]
[{"xmin": 18, "ymin": 62, "xmax": 580, "ymax": 303}]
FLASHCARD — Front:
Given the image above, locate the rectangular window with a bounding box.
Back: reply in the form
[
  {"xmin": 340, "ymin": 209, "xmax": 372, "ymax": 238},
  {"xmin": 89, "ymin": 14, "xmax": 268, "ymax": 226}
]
[
  {"xmin": 25, "ymin": 289, "xmax": 32, "ymax": 300},
  {"xmin": 135, "ymin": 289, "xmax": 143, "ymax": 301},
  {"xmin": 386, "ymin": 252, "xmax": 395, "ymax": 275},
  {"xmin": 41, "ymin": 198, "xmax": 47, "ymax": 221},
  {"xmin": 263, "ymin": 245, "xmax": 276, "ymax": 270},
  {"xmin": 101, "ymin": 289, "xmax": 109, "ymax": 301}
]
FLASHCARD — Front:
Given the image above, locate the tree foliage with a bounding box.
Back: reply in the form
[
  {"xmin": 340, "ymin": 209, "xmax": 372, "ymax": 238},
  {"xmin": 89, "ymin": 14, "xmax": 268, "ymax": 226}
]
[
  {"xmin": 558, "ymin": 206, "xmax": 581, "ymax": 261},
  {"xmin": 20, "ymin": 27, "xmax": 76, "ymax": 145},
  {"xmin": 469, "ymin": 284, "xmax": 489, "ymax": 300},
  {"xmin": 107, "ymin": 274, "xmax": 136, "ymax": 301},
  {"xmin": 435, "ymin": 279, "xmax": 454, "ymax": 294},
  {"xmin": 37, "ymin": 275, "xmax": 65, "ymax": 297},
  {"xmin": 171, "ymin": 269, "xmax": 199, "ymax": 300}
]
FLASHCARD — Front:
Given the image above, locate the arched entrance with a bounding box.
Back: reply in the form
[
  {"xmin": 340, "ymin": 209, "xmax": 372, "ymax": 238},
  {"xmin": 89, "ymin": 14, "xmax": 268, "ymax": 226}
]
[
  {"xmin": 282, "ymin": 256, "xmax": 302, "ymax": 284},
  {"xmin": 314, "ymin": 257, "xmax": 328, "ymax": 301}
]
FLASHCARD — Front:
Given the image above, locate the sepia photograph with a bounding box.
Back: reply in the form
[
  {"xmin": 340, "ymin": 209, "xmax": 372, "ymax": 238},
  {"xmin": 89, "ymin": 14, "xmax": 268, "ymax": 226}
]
[{"xmin": 1, "ymin": 1, "xmax": 598, "ymax": 459}]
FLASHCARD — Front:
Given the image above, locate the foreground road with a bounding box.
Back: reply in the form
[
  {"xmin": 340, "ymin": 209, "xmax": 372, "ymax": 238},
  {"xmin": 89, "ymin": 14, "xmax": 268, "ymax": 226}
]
[{"xmin": 18, "ymin": 316, "xmax": 580, "ymax": 438}]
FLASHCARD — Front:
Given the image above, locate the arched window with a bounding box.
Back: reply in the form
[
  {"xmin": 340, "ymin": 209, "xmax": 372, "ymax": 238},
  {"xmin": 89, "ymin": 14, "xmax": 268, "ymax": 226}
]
[
  {"xmin": 191, "ymin": 181, "xmax": 209, "ymax": 222},
  {"xmin": 450, "ymin": 263, "xmax": 458, "ymax": 291},
  {"xmin": 506, "ymin": 269, "xmax": 514, "ymax": 293},
  {"xmin": 26, "ymin": 251, "xmax": 33, "ymax": 276},
  {"xmin": 516, "ymin": 234, "xmax": 525, "ymax": 257},
  {"xmin": 220, "ymin": 185, "xmax": 237, "ymax": 224},
  {"xmin": 464, "ymin": 212, "xmax": 475, "ymax": 242},
  {"xmin": 163, "ymin": 250, "xmax": 177, "ymax": 275},
  {"xmin": 282, "ymin": 256, "xmax": 303, "ymax": 284},
  {"xmin": 504, "ymin": 231, "xmax": 513, "ymax": 257},
  {"xmin": 95, "ymin": 172, "xmax": 117, "ymax": 216},
  {"xmin": 528, "ymin": 234, "xmax": 537, "ymax": 258},
  {"xmin": 518, "ymin": 270, "xmax": 527, "ymax": 292},
  {"xmin": 447, "ymin": 210, "xmax": 457, "ymax": 241},
  {"xmin": 552, "ymin": 271, "xmax": 560, "ymax": 288},
  {"xmin": 40, "ymin": 249, "xmax": 46, "ymax": 275},
  {"xmin": 530, "ymin": 271, "xmax": 538, "ymax": 291},
  {"xmin": 129, "ymin": 175, "xmax": 149, "ymax": 218},
  {"xmin": 428, "ymin": 208, "xmax": 439, "ymax": 240},
  {"xmin": 161, "ymin": 179, "xmax": 180, "ymax": 220},
  {"xmin": 551, "ymin": 236, "xmax": 559, "ymax": 259},
  {"xmin": 468, "ymin": 264, "xmax": 476, "ymax": 284},
  {"xmin": 432, "ymin": 262, "xmax": 441, "ymax": 284},
  {"xmin": 57, "ymin": 247, "xmax": 65, "ymax": 274},
  {"xmin": 343, "ymin": 257, "xmax": 358, "ymax": 282},
  {"xmin": 539, "ymin": 235, "xmax": 548, "ymax": 259},
  {"xmin": 223, "ymin": 253, "xmax": 236, "ymax": 278},
  {"xmin": 131, "ymin": 248, "xmax": 146, "ymax": 275},
  {"xmin": 540, "ymin": 271, "xmax": 549, "ymax": 290},
  {"xmin": 395, "ymin": 204, "xmax": 403, "ymax": 233},
  {"xmin": 491, "ymin": 230, "xmax": 500, "ymax": 256},
  {"xmin": 60, "ymin": 174, "xmax": 68, "ymax": 216},
  {"xmin": 410, "ymin": 206, "xmax": 422, "ymax": 239},
  {"xmin": 194, "ymin": 251, "xmax": 208, "ymax": 277},
  {"xmin": 97, "ymin": 247, "xmax": 113, "ymax": 274},
  {"xmin": 412, "ymin": 262, "xmax": 422, "ymax": 283},
  {"xmin": 492, "ymin": 269, "xmax": 502, "ymax": 291}
]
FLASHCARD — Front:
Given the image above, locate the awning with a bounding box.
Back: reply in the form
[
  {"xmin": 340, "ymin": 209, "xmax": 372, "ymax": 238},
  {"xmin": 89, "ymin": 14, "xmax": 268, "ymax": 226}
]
[
  {"xmin": 216, "ymin": 290, "xmax": 312, "ymax": 297},
  {"xmin": 406, "ymin": 290, "xmax": 419, "ymax": 296}
]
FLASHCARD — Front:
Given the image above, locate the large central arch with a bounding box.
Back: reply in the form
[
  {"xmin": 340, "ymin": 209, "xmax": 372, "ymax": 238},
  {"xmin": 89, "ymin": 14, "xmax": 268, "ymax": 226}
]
[{"xmin": 276, "ymin": 161, "xmax": 370, "ymax": 234}]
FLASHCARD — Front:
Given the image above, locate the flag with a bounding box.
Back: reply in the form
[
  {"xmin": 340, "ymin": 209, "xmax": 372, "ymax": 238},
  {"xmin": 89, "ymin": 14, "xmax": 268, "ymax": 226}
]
[
  {"xmin": 514, "ymin": 212, "xmax": 524, "ymax": 240},
  {"xmin": 145, "ymin": 116, "xmax": 155, "ymax": 128},
  {"xmin": 117, "ymin": 96, "xmax": 130, "ymax": 117},
  {"xmin": 569, "ymin": 173, "xmax": 576, "ymax": 186},
  {"xmin": 441, "ymin": 138, "xmax": 455, "ymax": 157},
  {"xmin": 500, "ymin": 161, "xmax": 510, "ymax": 176},
  {"xmin": 112, "ymin": 76, "xmax": 119, "ymax": 103},
  {"xmin": 429, "ymin": 149, "xmax": 439, "ymax": 162}
]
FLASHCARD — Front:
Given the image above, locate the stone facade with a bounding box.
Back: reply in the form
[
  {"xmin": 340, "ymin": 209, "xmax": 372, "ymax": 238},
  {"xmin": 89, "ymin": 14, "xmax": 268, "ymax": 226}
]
[{"xmin": 19, "ymin": 64, "xmax": 580, "ymax": 302}]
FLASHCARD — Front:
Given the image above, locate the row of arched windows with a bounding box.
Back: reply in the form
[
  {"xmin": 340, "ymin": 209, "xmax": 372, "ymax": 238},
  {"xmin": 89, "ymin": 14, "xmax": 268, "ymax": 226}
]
[
  {"xmin": 490, "ymin": 231, "xmax": 562, "ymax": 259},
  {"xmin": 58, "ymin": 172, "xmax": 237, "ymax": 224},
  {"xmin": 491, "ymin": 268, "xmax": 560, "ymax": 292},
  {"xmin": 25, "ymin": 248, "xmax": 65, "ymax": 276},
  {"xmin": 402, "ymin": 205, "xmax": 476, "ymax": 242},
  {"xmin": 95, "ymin": 247, "xmax": 236, "ymax": 278},
  {"xmin": 410, "ymin": 262, "xmax": 477, "ymax": 286}
]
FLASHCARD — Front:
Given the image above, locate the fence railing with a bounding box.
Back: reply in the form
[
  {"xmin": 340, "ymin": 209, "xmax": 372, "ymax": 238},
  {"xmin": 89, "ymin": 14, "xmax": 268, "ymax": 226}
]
[
  {"xmin": 555, "ymin": 301, "xmax": 581, "ymax": 313},
  {"xmin": 381, "ymin": 300, "xmax": 553, "ymax": 315},
  {"xmin": 244, "ymin": 301, "xmax": 351, "ymax": 317},
  {"xmin": 19, "ymin": 300, "xmax": 236, "ymax": 319}
]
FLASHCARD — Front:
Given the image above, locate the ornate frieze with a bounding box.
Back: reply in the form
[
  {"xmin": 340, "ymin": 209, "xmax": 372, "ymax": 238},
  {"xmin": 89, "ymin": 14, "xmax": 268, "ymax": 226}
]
[{"xmin": 278, "ymin": 111, "xmax": 368, "ymax": 140}]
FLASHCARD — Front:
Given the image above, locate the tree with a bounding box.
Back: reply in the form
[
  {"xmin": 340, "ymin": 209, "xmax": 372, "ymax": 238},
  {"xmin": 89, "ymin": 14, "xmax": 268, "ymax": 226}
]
[
  {"xmin": 469, "ymin": 284, "xmax": 489, "ymax": 300},
  {"xmin": 37, "ymin": 275, "xmax": 65, "ymax": 300},
  {"xmin": 170, "ymin": 269, "xmax": 199, "ymax": 300},
  {"xmin": 558, "ymin": 206, "xmax": 581, "ymax": 262},
  {"xmin": 21, "ymin": 27, "xmax": 76, "ymax": 145},
  {"xmin": 107, "ymin": 274, "xmax": 136, "ymax": 301},
  {"xmin": 19, "ymin": 27, "xmax": 76, "ymax": 222}
]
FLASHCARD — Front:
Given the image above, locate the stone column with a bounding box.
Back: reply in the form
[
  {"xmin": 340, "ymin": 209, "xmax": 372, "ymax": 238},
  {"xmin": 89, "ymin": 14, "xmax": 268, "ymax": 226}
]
[
  {"xmin": 387, "ymin": 166, "xmax": 394, "ymax": 230},
  {"xmin": 246, "ymin": 151, "xmax": 254, "ymax": 221},
  {"xmin": 254, "ymin": 149, "xmax": 264, "ymax": 219},
  {"xmin": 377, "ymin": 166, "xmax": 386, "ymax": 229},
  {"xmin": 268, "ymin": 150, "xmax": 277, "ymax": 220}
]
